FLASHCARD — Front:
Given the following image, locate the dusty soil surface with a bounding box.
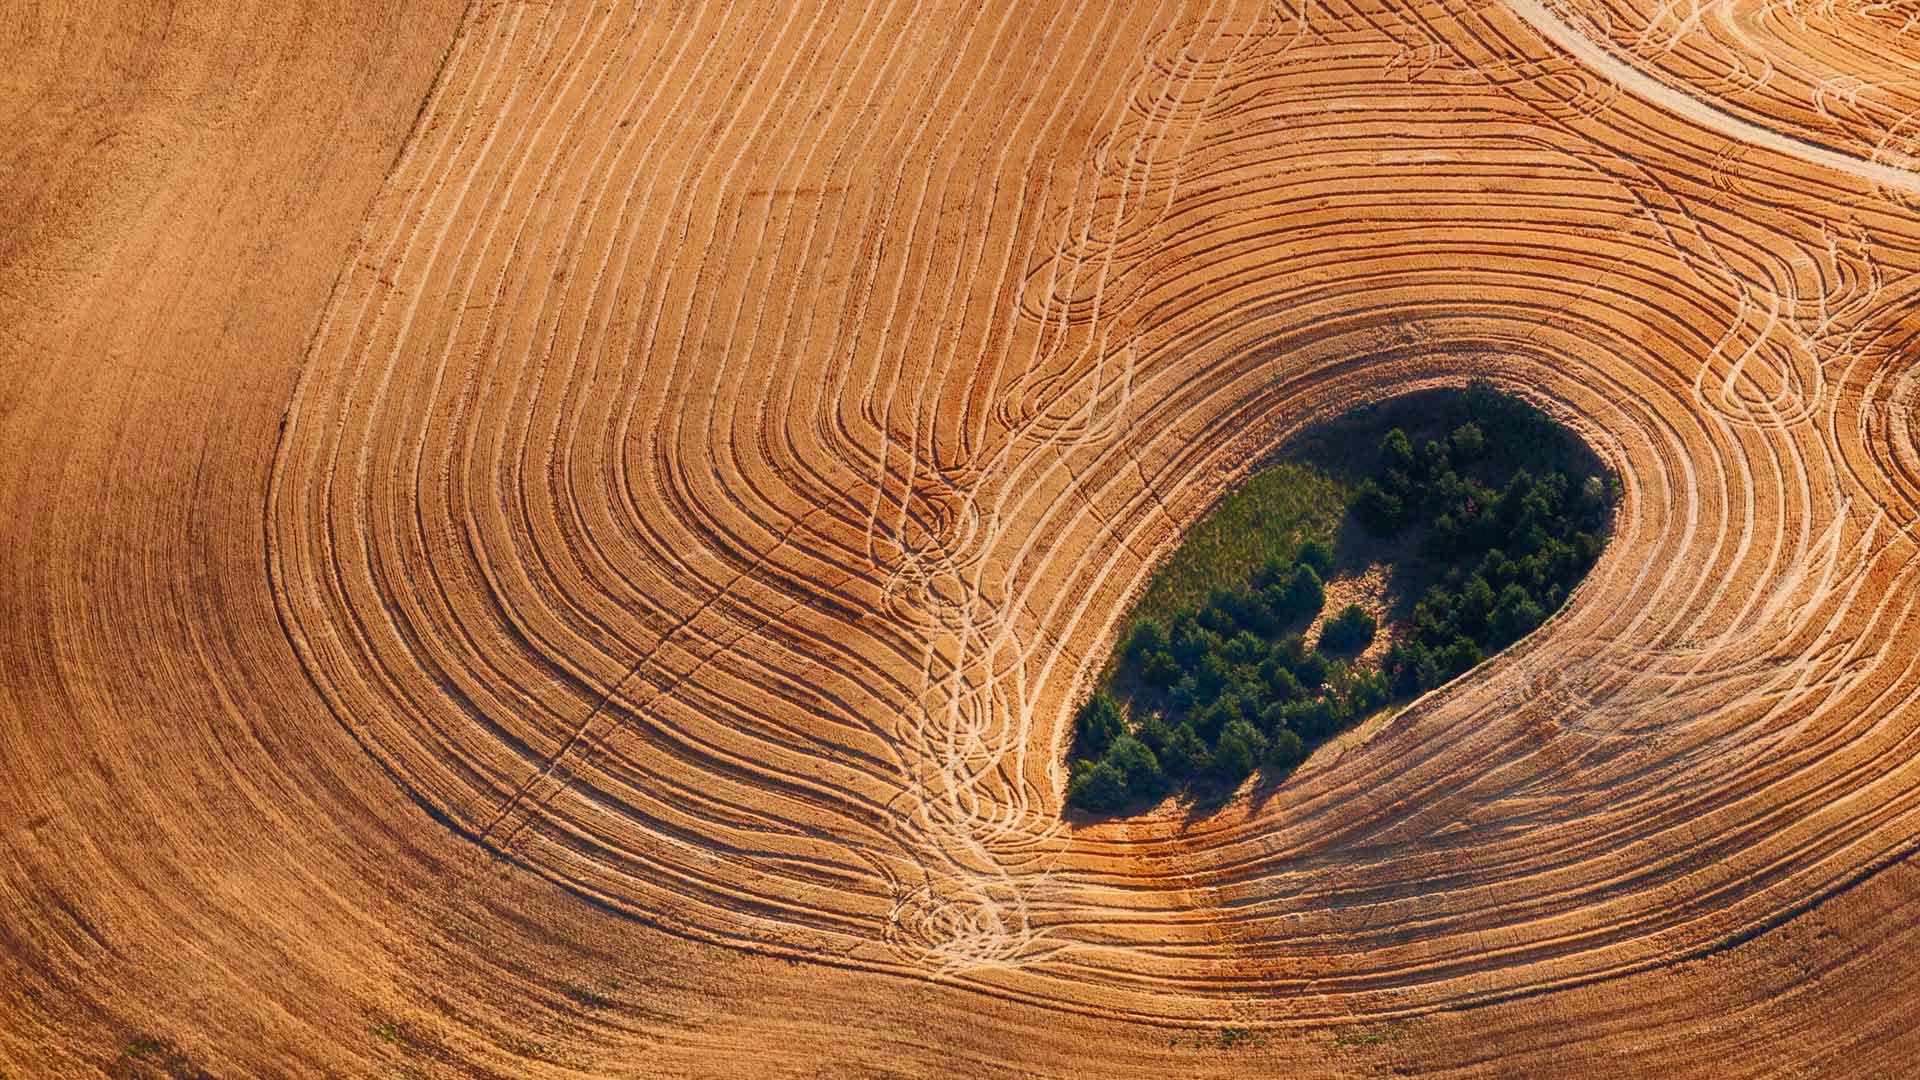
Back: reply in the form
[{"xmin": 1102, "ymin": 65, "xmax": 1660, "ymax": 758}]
[{"xmin": 8, "ymin": 0, "xmax": 1920, "ymax": 1075}]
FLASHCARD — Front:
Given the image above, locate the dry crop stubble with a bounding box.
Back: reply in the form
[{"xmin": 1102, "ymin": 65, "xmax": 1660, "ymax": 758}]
[{"xmin": 10, "ymin": 0, "xmax": 1920, "ymax": 1074}]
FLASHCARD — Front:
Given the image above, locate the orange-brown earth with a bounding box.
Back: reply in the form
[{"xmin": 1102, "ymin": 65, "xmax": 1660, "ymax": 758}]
[{"xmin": 7, "ymin": 0, "xmax": 1920, "ymax": 1076}]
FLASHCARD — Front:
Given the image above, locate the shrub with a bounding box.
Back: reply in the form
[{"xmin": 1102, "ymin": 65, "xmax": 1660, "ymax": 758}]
[
  {"xmin": 1320, "ymin": 604, "xmax": 1376, "ymax": 652},
  {"xmin": 1298, "ymin": 537, "xmax": 1335, "ymax": 575},
  {"xmin": 1280, "ymin": 563, "xmax": 1325, "ymax": 619},
  {"xmin": 1354, "ymin": 479, "xmax": 1404, "ymax": 534}
]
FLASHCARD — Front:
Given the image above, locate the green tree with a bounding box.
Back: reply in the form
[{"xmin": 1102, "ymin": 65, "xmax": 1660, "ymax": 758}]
[
  {"xmin": 1347, "ymin": 667, "xmax": 1390, "ymax": 712},
  {"xmin": 1355, "ymin": 479, "xmax": 1404, "ymax": 534},
  {"xmin": 1160, "ymin": 721, "xmax": 1210, "ymax": 777},
  {"xmin": 1415, "ymin": 650, "xmax": 1444, "ymax": 690},
  {"xmin": 1265, "ymin": 728, "xmax": 1305, "ymax": 771},
  {"xmin": 1105, "ymin": 735, "xmax": 1166, "ymax": 800},
  {"xmin": 1261, "ymin": 659, "xmax": 1305, "ymax": 702},
  {"xmin": 1457, "ymin": 575, "xmax": 1495, "ymax": 637},
  {"xmin": 1490, "ymin": 584, "xmax": 1545, "ymax": 645},
  {"xmin": 1293, "ymin": 649, "xmax": 1330, "ymax": 689},
  {"xmin": 1223, "ymin": 630, "xmax": 1266, "ymax": 665},
  {"xmin": 1137, "ymin": 713, "xmax": 1174, "ymax": 755},
  {"xmin": 1170, "ymin": 613, "xmax": 1216, "ymax": 666},
  {"xmin": 1067, "ymin": 758, "xmax": 1129, "ymax": 812},
  {"xmin": 1140, "ymin": 650, "xmax": 1181, "ymax": 686},
  {"xmin": 1438, "ymin": 635, "xmax": 1482, "ymax": 676},
  {"xmin": 1075, "ymin": 691, "xmax": 1125, "ymax": 758},
  {"xmin": 1420, "ymin": 439, "xmax": 1451, "ymax": 484},
  {"xmin": 1195, "ymin": 652, "xmax": 1233, "ymax": 703},
  {"xmin": 1380, "ymin": 427, "xmax": 1415, "ymax": 474},
  {"xmin": 1126, "ymin": 619, "xmax": 1169, "ymax": 666},
  {"xmin": 1385, "ymin": 641, "xmax": 1429, "ymax": 696},
  {"xmin": 1449, "ymin": 421, "xmax": 1485, "ymax": 463},
  {"xmin": 1083, "ymin": 383, "xmax": 1612, "ymax": 818},
  {"xmin": 1213, "ymin": 718, "xmax": 1268, "ymax": 784}
]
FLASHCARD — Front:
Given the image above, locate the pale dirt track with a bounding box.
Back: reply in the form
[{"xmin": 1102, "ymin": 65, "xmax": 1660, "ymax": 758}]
[{"xmin": 7, "ymin": 0, "xmax": 1920, "ymax": 1076}]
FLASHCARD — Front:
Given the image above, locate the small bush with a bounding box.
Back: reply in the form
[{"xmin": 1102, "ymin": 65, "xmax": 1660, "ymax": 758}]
[
  {"xmin": 1279, "ymin": 563, "xmax": 1325, "ymax": 619},
  {"xmin": 1320, "ymin": 604, "xmax": 1376, "ymax": 652},
  {"xmin": 1298, "ymin": 537, "xmax": 1335, "ymax": 575}
]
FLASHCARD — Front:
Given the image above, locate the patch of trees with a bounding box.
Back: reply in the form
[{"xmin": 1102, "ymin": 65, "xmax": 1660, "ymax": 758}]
[
  {"xmin": 1365, "ymin": 419, "xmax": 1611, "ymax": 697},
  {"xmin": 1067, "ymin": 383, "xmax": 1612, "ymax": 815},
  {"xmin": 1067, "ymin": 541, "xmax": 1386, "ymax": 813}
]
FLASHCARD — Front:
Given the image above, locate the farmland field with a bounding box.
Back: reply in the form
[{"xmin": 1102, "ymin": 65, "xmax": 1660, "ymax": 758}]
[{"xmin": 7, "ymin": 0, "xmax": 1920, "ymax": 1075}]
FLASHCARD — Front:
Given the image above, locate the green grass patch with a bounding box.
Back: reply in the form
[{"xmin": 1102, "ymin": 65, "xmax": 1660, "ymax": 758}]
[{"xmin": 1126, "ymin": 461, "xmax": 1349, "ymax": 635}]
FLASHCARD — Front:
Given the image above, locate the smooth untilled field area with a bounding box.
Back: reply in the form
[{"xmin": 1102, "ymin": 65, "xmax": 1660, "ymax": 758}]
[{"xmin": 7, "ymin": 0, "xmax": 1920, "ymax": 1076}]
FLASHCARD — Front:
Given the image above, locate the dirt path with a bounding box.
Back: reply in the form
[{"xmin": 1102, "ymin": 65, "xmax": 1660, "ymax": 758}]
[{"xmin": 1500, "ymin": 0, "xmax": 1920, "ymax": 194}]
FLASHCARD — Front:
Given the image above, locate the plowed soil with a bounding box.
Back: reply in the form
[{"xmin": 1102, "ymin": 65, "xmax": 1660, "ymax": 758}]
[{"xmin": 7, "ymin": 0, "xmax": 1920, "ymax": 1076}]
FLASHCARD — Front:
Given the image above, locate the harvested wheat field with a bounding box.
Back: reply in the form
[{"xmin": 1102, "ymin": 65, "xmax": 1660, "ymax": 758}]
[{"xmin": 8, "ymin": 0, "xmax": 1920, "ymax": 1075}]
